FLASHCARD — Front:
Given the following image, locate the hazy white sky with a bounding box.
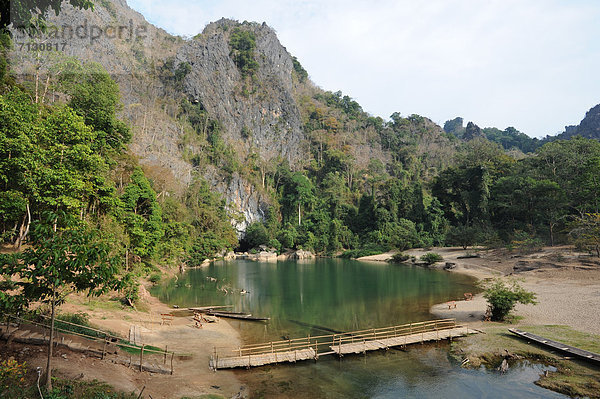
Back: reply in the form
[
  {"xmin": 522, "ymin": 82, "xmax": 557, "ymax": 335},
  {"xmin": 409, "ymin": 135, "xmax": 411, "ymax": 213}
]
[{"xmin": 128, "ymin": 0, "xmax": 600, "ymax": 138}]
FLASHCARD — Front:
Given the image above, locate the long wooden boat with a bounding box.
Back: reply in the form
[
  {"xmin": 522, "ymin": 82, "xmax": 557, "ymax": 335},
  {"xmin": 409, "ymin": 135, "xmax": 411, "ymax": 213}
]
[
  {"xmin": 208, "ymin": 311, "xmax": 270, "ymax": 322},
  {"xmin": 206, "ymin": 311, "xmax": 253, "ymax": 316},
  {"xmin": 508, "ymin": 328, "xmax": 600, "ymax": 365},
  {"xmin": 188, "ymin": 305, "xmax": 233, "ymax": 312}
]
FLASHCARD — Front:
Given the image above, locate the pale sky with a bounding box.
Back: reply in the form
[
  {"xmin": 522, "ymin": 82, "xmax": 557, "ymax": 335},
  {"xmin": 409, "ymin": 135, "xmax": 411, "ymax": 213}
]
[{"xmin": 128, "ymin": 0, "xmax": 600, "ymax": 138}]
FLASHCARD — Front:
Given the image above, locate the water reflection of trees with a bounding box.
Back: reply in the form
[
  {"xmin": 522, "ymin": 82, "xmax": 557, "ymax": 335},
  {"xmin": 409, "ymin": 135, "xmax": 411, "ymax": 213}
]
[{"xmin": 151, "ymin": 259, "xmax": 476, "ymax": 341}]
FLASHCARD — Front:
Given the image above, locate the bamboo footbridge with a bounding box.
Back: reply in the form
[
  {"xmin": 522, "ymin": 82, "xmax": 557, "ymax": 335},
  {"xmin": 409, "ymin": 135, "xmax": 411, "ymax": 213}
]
[{"xmin": 210, "ymin": 318, "xmax": 476, "ymax": 370}]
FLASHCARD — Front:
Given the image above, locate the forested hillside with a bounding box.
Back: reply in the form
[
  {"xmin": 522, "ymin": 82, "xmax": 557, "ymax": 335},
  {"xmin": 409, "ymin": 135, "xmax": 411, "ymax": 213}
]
[{"xmin": 2, "ymin": 0, "xmax": 600, "ymax": 307}]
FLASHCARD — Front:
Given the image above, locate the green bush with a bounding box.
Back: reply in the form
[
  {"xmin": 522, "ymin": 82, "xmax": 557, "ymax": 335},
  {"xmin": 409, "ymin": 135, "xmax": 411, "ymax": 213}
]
[
  {"xmin": 482, "ymin": 278, "xmax": 537, "ymax": 321},
  {"xmin": 148, "ymin": 272, "xmax": 162, "ymax": 284},
  {"xmin": 188, "ymin": 232, "xmax": 227, "ymax": 265},
  {"xmin": 44, "ymin": 377, "xmax": 137, "ymax": 399},
  {"xmin": 268, "ymin": 238, "xmax": 282, "ymax": 253},
  {"xmin": 339, "ymin": 246, "xmax": 386, "ymax": 259},
  {"xmin": 244, "ymin": 222, "xmax": 270, "ymax": 249},
  {"xmin": 389, "ymin": 253, "xmax": 410, "ymax": 263},
  {"xmin": 508, "ymin": 231, "xmax": 544, "ymax": 254},
  {"xmin": 420, "ymin": 252, "xmax": 443, "ymax": 264},
  {"xmin": 229, "ymin": 28, "xmax": 259, "ymax": 77},
  {"xmin": 277, "ymin": 226, "xmax": 297, "ymax": 249}
]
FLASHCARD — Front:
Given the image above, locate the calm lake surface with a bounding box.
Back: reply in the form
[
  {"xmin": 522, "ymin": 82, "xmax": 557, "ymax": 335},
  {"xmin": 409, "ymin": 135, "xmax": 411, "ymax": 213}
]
[{"xmin": 152, "ymin": 258, "xmax": 565, "ymax": 398}]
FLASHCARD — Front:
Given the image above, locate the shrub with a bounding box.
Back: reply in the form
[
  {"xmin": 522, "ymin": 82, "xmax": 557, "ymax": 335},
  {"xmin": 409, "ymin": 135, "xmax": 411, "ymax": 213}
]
[
  {"xmin": 482, "ymin": 278, "xmax": 537, "ymax": 321},
  {"xmin": 229, "ymin": 27, "xmax": 259, "ymax": 77},
  {"xmin": 339, "ymin": 246, "xmax": 386, "ymax": 259},
  {"xmin": 508, "ymin": 231, "xmax": 544, "ymax": 254},
  {"xmin": 420, "ymin": 252, "xmax": 443, "ymax": 265},
  {"xmin": 277, "ymin": 225, "xmax": 297, "ymax": 249},
  {"xmin": 268, "ymin": 238, "xmax": 282, "ymax": 253},
  {"xmin": 148, "ymin": 272, "xmax": 162, "ymax": 284},
  {"xmin": 244, "ymin": 222, "xmax": 270, "ymax": 249},
  {"xmin": 188, "ymin": 232, "xmax": 227, "ymax": 265},
  {"xmin": 389, "ymin": 253, "xmax": 410, "ymax": 263},
  {"xmin": 0, "ymin": 359, "xmax": 27, "ymax": 398},
  {"xmin": 446, "ymin": 224, "xmax": 484, "ymax": 249}
]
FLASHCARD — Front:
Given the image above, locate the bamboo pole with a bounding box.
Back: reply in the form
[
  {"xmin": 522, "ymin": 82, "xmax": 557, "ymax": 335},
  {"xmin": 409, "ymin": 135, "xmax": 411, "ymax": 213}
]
[
  {"xmin": 102, "ymin": 337, "xmax": 107, "ymax": 359},
  {"xmin": 140, "ymin": 344, "xmax": 144, "ymax": 371}
]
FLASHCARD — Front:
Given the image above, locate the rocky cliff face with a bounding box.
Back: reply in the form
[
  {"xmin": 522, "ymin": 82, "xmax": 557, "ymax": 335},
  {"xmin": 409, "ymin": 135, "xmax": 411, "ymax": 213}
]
[
  {"xmin": 177, "ymin": 19, "xmax": 305, "ymax": 164},
  {"xmin": 564, "ymin": 104, "xmax": 600, "ymax": 140},
  {"xmin": 463, "ymin": 121, "xmax": 484, "ymax": 141},
  {"xmin": 11, "ymin": 1, "xmax": 310, "ymax": 231},
  {"xmin": 204, "ymin": 167, "xmax": 269, "ymax": 234}
]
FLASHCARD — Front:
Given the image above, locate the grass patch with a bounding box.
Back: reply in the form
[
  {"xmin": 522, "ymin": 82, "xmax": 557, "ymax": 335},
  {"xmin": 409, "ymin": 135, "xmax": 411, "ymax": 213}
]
[
  {"xmin": 55, "ymin": 312, "xmax": 108, "ymax": 339},
  {"xmin": 80, "ymin": 297, "xmax": 126, "ymax": 312},
  {"xmin": 451, "ymin": 325, "xmax": 600, "ymax": 398},
  {"xmin": 45, "ymin": 378, "xmax": 137, "ymax": 399},
  {"xmin": 0, "ymin": 366, "xmax": 136, "ymax": 399},
  {"xmin": 520, "ymin": 325, "xmax": 600, "ymax": 353},
  {"xmin": 117, "ymin": 341, "xmax": 164, "ymax": 355}
]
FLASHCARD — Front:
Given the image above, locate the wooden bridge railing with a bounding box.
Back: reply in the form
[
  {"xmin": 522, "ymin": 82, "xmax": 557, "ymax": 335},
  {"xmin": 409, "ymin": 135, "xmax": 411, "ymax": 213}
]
[{"xmin": 228, "ymin": 318, "xmax": 457, "ymax": 358}]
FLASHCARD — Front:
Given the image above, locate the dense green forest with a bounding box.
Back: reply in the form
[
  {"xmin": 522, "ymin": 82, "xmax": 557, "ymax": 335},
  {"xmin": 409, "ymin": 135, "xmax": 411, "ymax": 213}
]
[
  {"xmin": 0, "ymin": 34, "xmax": 236, "ymax": 302},
  {"xmin": 2, "ymin": 12, "xmax": 600, "ymax": 312}
]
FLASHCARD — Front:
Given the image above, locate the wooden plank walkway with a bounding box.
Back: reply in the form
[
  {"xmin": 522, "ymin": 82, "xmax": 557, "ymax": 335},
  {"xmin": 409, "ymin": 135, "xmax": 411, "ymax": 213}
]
[
  {"xmin": 210, "ymin": 319, "xmax": 477, "ymax": 370},
  {"xmin": 331, "ymin": 326, "xmax": 472, "ymax": 355},
  {"xmin": 211, "ymin": 348, "xmax": 317, "ymax": 369},
  {"xmin": 509, "ymin": 328, "xmax": 600, "ymax": 365}
]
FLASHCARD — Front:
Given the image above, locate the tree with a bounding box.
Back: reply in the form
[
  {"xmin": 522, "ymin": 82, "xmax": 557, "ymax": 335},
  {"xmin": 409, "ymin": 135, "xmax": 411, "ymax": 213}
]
[
  {"xmin": 188, "ymin": 231, "xmax": 228, "ymax": 265},
  {"xmin": 569, "ymin": 213, "xmax": 600, "ymax": 257},
  {"xmin": 443, "ymin": 117, "xmax": 464, "ymax": 137},
  {"xmin": 185, "ymin": 177, "xmax": 238, "ymax": 251},
  {"xmin": 490, "ymin": 175, "xmax": 566, "ymax": 244},
  {"xmin": 244, "ymin": 222, "xmax": 270, "ymax": 249},
  {"xmin": 282, "ymin": 172, "xmax": 315, "ymax": 226},
  {"xmin": 1, "ymin": 0, "xmax": 94, "ymax": 35},
  {"xmin": 228, "ymin": 27, "xmax": 259, "ymax": 78},
  {"xmin": 120, "ymin": 168, "xmax": 164, "ymax": 259},
  {"xmin": 482, "ymin": 278, "xmax": 536, "ymax": 321},
  {"xmin": 446, "ymin": 224, "xmax": 482, "ymax": 249},
  {"xmin": 0, "ymin": 212, "xmax": 121, "ymax": 391},
  {"xmin": 59, "ymin": 61, "xmax": 131, "ymax": 153},
  {"xmin": 0, "ymin": 87, "xmax": 114, "ymax": 248}
]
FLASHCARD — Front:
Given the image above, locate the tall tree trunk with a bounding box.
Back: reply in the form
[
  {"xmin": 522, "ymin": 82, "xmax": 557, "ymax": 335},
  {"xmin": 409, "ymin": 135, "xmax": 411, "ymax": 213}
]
[
  {"xmin": 13, "ymin": 203, "xmax": 31, "ymax": 249},
  {"xmin": 298, "ymin": 202, "xmax": 301, "ymax": 226},
  {"xmin": 45, "ymin": 292, "xmax": 56, "ymax": 391},
  {"xmin": 549, "ymin": 222, "xmax": 554, "ymax": 247},
  {"xmin": 41, "ymin": 75, "xmax": 50, "ymax": 104}
]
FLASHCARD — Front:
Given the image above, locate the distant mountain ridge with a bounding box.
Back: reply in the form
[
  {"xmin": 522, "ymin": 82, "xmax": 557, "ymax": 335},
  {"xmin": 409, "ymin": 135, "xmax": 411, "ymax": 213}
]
[
  {"xmin": 443, "ymin": 102, "xmax": 600, "ymax": 153},
  {"xmin": 551, "ymin": 103, "xmax": 600, "ymax": 141}
]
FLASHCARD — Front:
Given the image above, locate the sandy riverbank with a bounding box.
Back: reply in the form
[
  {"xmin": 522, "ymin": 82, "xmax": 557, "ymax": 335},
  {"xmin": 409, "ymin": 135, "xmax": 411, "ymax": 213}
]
[{"xmin": 360, "ymin": 246, "xmax": 600, "ymax": 335}]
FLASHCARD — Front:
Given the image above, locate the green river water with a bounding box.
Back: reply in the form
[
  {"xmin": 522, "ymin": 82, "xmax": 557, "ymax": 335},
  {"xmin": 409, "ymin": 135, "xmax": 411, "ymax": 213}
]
[{"xmin": 152, "ymin": 258, "xmax": 565, "ymax": 398}]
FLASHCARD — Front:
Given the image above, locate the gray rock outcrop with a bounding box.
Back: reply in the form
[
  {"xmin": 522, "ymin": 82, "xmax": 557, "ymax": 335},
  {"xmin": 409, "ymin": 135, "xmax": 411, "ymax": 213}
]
[{"xmin": 177, "ymin": 19, "xmax": 305, "ymax": 164}]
